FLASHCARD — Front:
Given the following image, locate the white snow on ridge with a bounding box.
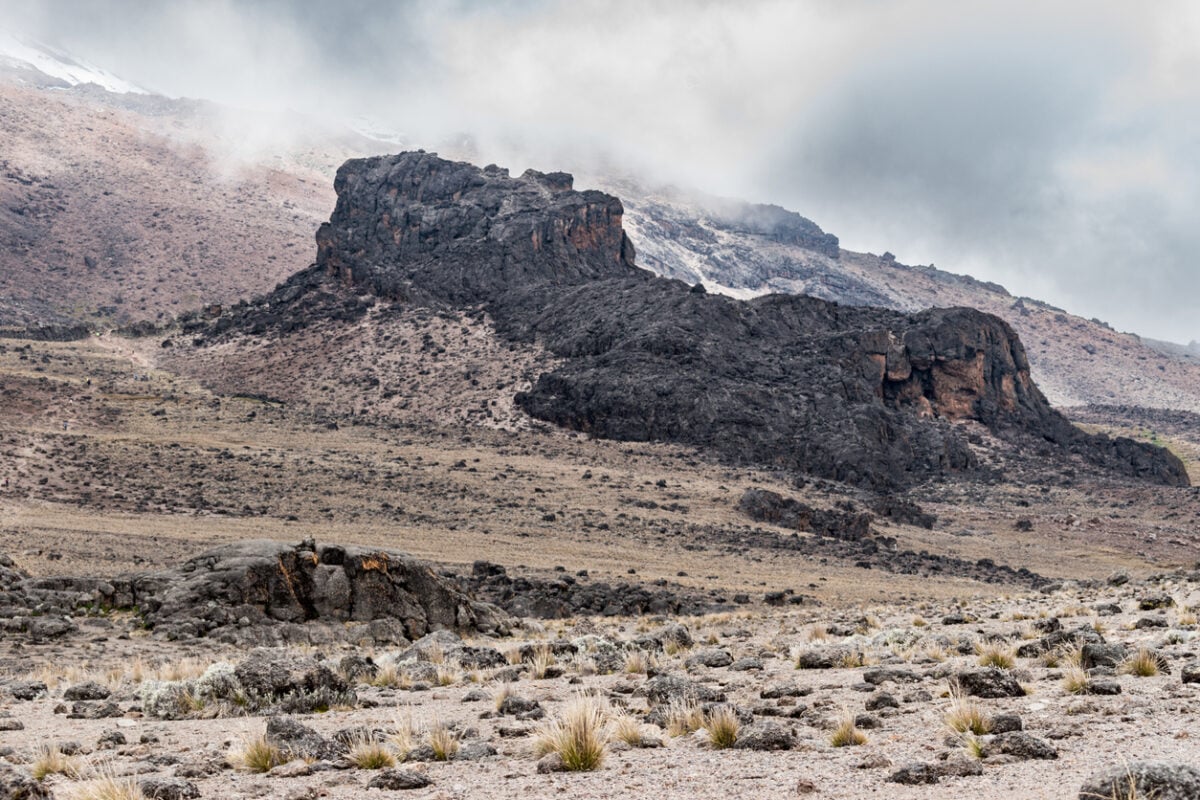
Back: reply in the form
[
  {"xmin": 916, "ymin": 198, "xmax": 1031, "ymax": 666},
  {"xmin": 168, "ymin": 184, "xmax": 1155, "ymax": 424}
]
[{"xmin": 0, "ymin": 31, "xmax": 148, "ymax": 94}]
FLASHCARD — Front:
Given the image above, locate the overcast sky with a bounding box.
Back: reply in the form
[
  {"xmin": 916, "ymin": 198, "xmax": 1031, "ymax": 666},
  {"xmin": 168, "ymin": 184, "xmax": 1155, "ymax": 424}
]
[{"xmin": 4, "ymin": 0, "xmax": 1199, "ymax": 343}]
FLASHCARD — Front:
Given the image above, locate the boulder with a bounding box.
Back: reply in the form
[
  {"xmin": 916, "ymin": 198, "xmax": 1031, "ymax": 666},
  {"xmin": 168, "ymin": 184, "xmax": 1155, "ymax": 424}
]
[{"xmin": 1079, "ymin": 762, "xmax": 1200, "ymax": 800}]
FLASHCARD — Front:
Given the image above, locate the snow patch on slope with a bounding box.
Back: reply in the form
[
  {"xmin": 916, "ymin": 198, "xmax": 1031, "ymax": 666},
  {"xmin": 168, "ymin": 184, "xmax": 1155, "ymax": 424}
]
[{"xmin": 0, "ymin": 31, "xmax": 148, "ymax": 94}]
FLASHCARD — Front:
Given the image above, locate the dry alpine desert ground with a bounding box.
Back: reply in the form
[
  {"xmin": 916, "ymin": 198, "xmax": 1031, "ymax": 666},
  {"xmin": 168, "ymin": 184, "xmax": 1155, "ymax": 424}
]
[
  {"xmin": 1, "ymin": 310, "xmax": 1200, "ymax": 800},
  {"xmin": 2, "ymin": 54, "xmax": 1200, "ymax": 800}
]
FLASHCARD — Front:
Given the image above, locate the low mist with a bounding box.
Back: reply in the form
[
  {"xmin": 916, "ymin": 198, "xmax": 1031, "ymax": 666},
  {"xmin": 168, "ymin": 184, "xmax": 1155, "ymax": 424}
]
[{"xmin": 3, "ymin": 0, "xmax": 1199, "ymax": 343}]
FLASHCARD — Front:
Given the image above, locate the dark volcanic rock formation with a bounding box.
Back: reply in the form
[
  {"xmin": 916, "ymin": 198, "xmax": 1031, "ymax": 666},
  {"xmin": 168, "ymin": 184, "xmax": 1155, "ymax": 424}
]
[
  {"xmin": 4, "ymin": 541, "xmax": 510, "ymax": 643},
  {"xmin": 217, "ymin": 152, "xmax": 1188, "ymax": 490},
  {"xmin": 315, "ymin": 152, "xmax": 638, "ymax": 305}
]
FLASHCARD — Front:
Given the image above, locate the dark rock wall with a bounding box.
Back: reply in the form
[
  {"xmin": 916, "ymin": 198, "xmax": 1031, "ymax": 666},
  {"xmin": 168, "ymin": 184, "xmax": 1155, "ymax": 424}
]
[{"xmin": 266, "ymin": 152, "xmax": 1189, "ymax": 490}]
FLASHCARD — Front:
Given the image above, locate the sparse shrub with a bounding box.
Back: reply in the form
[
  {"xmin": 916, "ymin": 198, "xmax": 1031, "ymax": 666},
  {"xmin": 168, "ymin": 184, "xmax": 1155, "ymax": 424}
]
[
  {"xmin": 32, "ymin": 744, "xmax": 83, "ymax": 780},
  {"xmin": 610, "ymin": 711, "xmax": 647, "ymax": 746},
  {"xmin": 529, "ymin": 645, "xmax": 555, "ymax": 679},
  {"xmin": 390, "ymin": 711, "xmax": 415, "ymax": 758},
  {"xmin": 65, "ymin": 766, "xmax": 146, "ymax": 800},
  {"xmin": 664, "ymin": 696, "xmax": 704, "ymax": 737},
  {"xmin": 962, "ymin": 734, "xmax": 985, "ymax": 760},
  {"xmin": 830, "ymin": 711, "xmax": 867, "ymax": 747},
  {"xmin": 229, "ymin": 733, "xmax": 283, "ymax": 773},
  {"xmin": 533, "ymin": 694, "xmax": 610, "ymax": 771},
  {"xmin": 911, "ymin": 616, "xmax": 927, "ymax": 627},
  {"xmin": 944, "ymin": 685, "xmax": 991, "ymax": 735},
  {"xmin": 975, "ymin": 640, "xmax": 1016, "ymax": 670},
  {"xmin": 1119, "ymin": 648, "xmax": 1163, "ymax": 678},
  {"xmin": 347, "ymin": 736, "xmax": 396, "ymax": 769},
  {"xmin": 428, "ymin": 721, "xmax": 459, "ymax": 761},
  {"xmin": 435, "ymin": 664, "xmax": 460, "ymax": 686},
  {"xmin": 1062, "ymin": 664, "xmax": 1091, "ymax": 695},
  {"xmin": 702, "ymin": 706, "xmax": 740, "ymax": 749},
  {"xmin": 624, "ymin": 650, "xmax": 655, "ymax": 675}
]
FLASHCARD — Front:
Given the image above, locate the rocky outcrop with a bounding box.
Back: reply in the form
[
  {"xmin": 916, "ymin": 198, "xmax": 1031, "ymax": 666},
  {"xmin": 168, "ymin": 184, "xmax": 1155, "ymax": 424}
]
[
  {"xmin": 737, "ymin": 489, "xmax": 872, "ymax": 540},
  {"xmin": 209, "ymin": 152, "xmax": 1188, "ymax": 491},
  {"xmin": 314, "ymin": 152, "xmax": 638, "ymax": 305},
  {"xmin": 136, "ymin": 539, "xmax": 510, "ymax": 641},
  {"xmin": 1, "ymin": 541, "xmax": 510, "ymax": 643}
]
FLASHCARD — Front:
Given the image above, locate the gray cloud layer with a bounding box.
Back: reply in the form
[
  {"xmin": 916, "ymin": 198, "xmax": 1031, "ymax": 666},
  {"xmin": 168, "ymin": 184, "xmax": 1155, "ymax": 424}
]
[{"xmin": 3, "ymin": 0, "xmax": 1198, "ymax": 343}]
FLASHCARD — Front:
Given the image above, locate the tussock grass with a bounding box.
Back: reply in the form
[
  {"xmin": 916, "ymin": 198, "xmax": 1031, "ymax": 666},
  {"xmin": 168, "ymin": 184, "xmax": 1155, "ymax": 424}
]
[
  {"xmin": 346, "ymin": 736, "xmax": 396, "ymax": 769},
  {"xmin": 701, "ymin": 706, "xmax": 740, "ymax": 749},
  {"xmin": 65, "ymin": 767, "xmax": 146, "ymax": 800},
  {"xmin": 32, "ymin": 745, "xmax": 84, "ymax": 780},
  {"xmin": 944, "ymin": 685, "xmax": 991, "ymax": 735},
  {"xmin": 1119, "ymin": 648, "xmax": 1163, "ymax": 678},
  {"xmin": 435, "ymin": 664, "xmax": 461, "ymax": 687},
  {"xmin": 389, "ymin": 709, "xmax": 416, "ymax": 758},
  {"xmin": 428, "ymin": 721, "xmax": 459, "ymax": 761},
  {"xmin": 533, "ymin": 694, "xmax": 610, "ymax": 771},
  {"xmin": 229, "ymin": 733, "xmax": 283, "ymax": 773},
  {"xmin": 830, "ymin": 711, "xmax": 867, "ymax": 747},
  {"xmin": 610, "ymin": 711, "xmax": 647, "ymax": 746},
  {"xmin": 962, "ymin": 734, "xmax": 985, "ymax": 760},
  {"xmin": 975, "ymin": 640, "xmax": 1017, "ymax": 670},
  {"xmin": 529, "ymin": 645, "xmax": 555, "ymax": 679},
  {"xmin": 664, "ymin": 696, "xmax": 704, "ymax": 737},
  {"xmin": 624, "ymin": 650, "xmax": 655, "ymax": 675},
  {"xmin": 1062, "ymin": 664, "xmax": 1092, "ymax": 695}
]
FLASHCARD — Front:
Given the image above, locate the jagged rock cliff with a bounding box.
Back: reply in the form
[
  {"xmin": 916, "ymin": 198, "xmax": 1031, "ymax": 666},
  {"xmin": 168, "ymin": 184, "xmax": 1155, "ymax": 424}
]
[{"xmin": 210, "ymin": 152, "xmax": 1188, "ymax": 491}]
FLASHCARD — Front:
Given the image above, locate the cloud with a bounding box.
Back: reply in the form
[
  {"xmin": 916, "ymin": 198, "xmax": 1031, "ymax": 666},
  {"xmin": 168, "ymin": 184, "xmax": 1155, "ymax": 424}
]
[{"xmin": 3, "ymin": 0, "xmax": 1200, "ymax": 342}]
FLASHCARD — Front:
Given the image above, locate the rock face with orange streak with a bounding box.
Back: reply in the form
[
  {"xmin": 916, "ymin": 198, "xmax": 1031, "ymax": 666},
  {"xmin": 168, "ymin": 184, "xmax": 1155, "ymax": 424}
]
[{"xmin": 314, "ymin": 151, "xmax": 637, "ymax": 305}]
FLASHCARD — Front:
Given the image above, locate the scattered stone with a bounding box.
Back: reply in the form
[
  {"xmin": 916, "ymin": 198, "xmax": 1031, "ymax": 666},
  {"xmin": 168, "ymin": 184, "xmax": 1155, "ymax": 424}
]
[
  {"xmin": 0, "ymin": 763, "xmax": 52, "ymax": 799},
  {"xmin": 63, "ymin": 680, "xmax": 111, "ymax": 701},
  {"xmin": 97, "ymin": 730, "xmax": 127, "ymax": 749},
  {"xmin": 1081, "ymin": 642, "xmax": 1128, "ymax": 669},
  {"xmin": 732, "ymin": 721, "xmax": 796, "ymax": 751},
  {"xmin": 265, "ymin": 717, "xmax": 341, "ymax": 761},
  {"xmin": 536, "ymin": 753, "xmax": 566, "ymax": 773},
  {"xmin": 1138, "ymin": 594, "xmax": 1174, "ymax": 610},
  {"xmin": 8, "ymin": 681, "xmax": 48, "ymax": 701},
  {"xmin": 865, "ymin": 692, "xmax": 899, "ymax": 711},
  {"xmin": 983, "ymin": 732, "xmax": 1058, "ymax": 761},
  {"xmin": 1181, "ymin": 662, "xmax": 1200, "ymax": 684},
  {"xmin": 1078, "ymin": 762, "xmax": 1200, "ymax": 800},
  {"xmin": 139, "ymin": 777, "xmax": 201, "ymax": 800},
  {"xmin": 367, "ymin": 768, "xmax": 431, "ymax": 790},
  {"xmin": 990, "ymin": 713, "xmax": 1023, "ymax": 734},
  {"xmin": 955, "ymin": 668, "xmax": 1025, "ymax": 698},
  {"xmin": 685, "ymin": 649, "xmax": 734, "ymax": 669}
]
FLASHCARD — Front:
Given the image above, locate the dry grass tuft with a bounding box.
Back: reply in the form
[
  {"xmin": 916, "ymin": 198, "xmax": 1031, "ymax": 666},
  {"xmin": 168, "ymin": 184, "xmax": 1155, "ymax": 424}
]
[
  {"xmin": 610, "ymin": 711, "xmax": 648, "ymax": 746},
  {"xmin": 944, "ymin": 685, "xmax": 991, "ymax": 735},
  {"xmin": 1062, "ymin": 664, "xmax": 1092, "ymax": 695},
  {"xmin": 32, "ymin": 745, "xmax": 84, "ymax": 781},
  {"xmin": 624, "ymin": 650, "xmax": 655, "ymax": 675},
  {"xmin": 229, "ymin": 733, "xmax": 283, "ymax": 773},
  {"xmin": 533, "ymin": 694, "xmax": 610, "ymax": 771},
  {"xmin": 65, "ymin": 767, "xmax": 146, "ymax": 800},
  {"xmin": 830, "ymin": 710, "xmax": 867, "ymax": 747},
  {"xmin": 428, "ymin": 720, "xmax": 459, "ymax": 762},
  {"xmin": 664, "ymin": 696, "xmax": 704, "ymax": 738},
  {"xmin": 346, "ymin": 736, "xmax": 396, "ymax": 769},
  {"xmin": 975, "ymin": 640, "xmax": 1017, "ymax": 670},
  {"xmin": 1119, "ymin": 648, "xmax": 1163, "ymax": 678},
  {"xmin": 529, "ymin": 645, "xmax": 555, "ymax": 679},
  {"xmin": 701, "ymin": 706, "xmax": 740, "ymax": 749}
]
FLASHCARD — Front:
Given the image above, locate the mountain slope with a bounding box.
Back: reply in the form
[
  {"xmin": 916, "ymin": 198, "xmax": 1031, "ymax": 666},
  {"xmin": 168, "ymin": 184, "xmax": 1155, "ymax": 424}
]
[{"xmin": 604, "ymin": 180, "xmax": 1200, "ymax": 413}]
